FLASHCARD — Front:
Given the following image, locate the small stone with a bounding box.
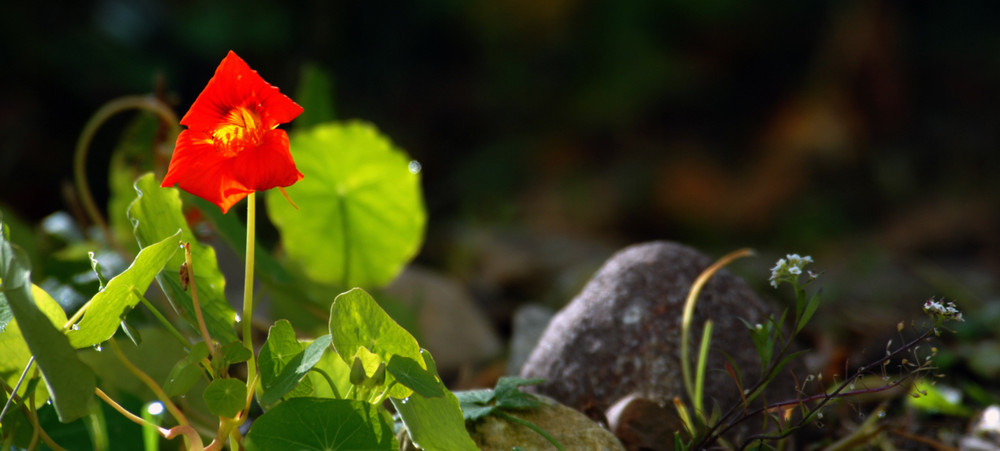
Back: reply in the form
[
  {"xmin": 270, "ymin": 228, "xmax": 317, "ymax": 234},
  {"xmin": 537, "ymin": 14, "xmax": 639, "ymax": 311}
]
[
  {"xmin": 467, "ymin": 394, "xmax": 625, "ymax": 451},
  {"xmin": 606, "ymin": 394, "xmax": 681, "ymax": 450},
  {"xmin": 520, "ymin": 241, "xmax": 780, "ymax": 444}
]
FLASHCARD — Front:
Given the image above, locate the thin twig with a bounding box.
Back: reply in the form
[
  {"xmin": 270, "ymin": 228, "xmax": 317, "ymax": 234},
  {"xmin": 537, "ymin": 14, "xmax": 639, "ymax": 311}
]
[
  {"xmin": 183, "ymin": 242, "xmax": 217, "ymax": 361},
  {"xmin": 108, "ymin": 339, "xmax": 189, "ymax": 427}
]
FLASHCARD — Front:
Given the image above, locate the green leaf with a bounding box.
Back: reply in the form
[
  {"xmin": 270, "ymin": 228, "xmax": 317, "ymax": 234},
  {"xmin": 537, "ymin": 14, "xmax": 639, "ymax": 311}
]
[
  {"xmin": 305, "ymin": 350, "xmax": 352, "ymax": 400},
  {"xmin": 294, "ymin": 63, "xmax": 337, "ymax": 129},
  {"xmin": 88, "ymin": 251, "xmax": 108, "ymax": 290},
  {"xmin": 0, "ymin": 228, "xmax": 96, "ymax": 422},
  {"xmin": 391, "ymin": 349, "xmax": 477, "ymax": 451},
  {"xmin": 66, "ymin": 231, "xmax": 180, "ymax": 348},
  {"xmin": 219, "ymin": 341, "xmax": 252, "ymax": 365},
  {"xmin": 454, "ymin": 377, "xmax": 546, "ymax": 422},
  {"xmin": 203, "ymin": 378, "xmax": 247, "ymax": 418},
  {"xmin": 163, "ymin": 360, "xmax": 204, "ymax": 397},
  {"xmin": 245, "ymin": 398, "xmax": 397, "ymax": 451},
  {"xmin": 266, "ymin": 121, "xmax": 426, "ymax": 288},
  {"xmin": 128, "ymin": 173, "xmax": 237, "ymax": 344},
  {"xmin": 258, "ymin": 320, "xmax": 306, "ymax": 391},
  {"xmin": 0, "ymin": 284, "xmax": 68, "ymax": 407},
  {"xmin": 259, "ymin": 334, "xmax": 332, "ymax": 406},
  {"xmin": 163, "ymin": 342, "xmax": 208, "ymax": 397},
  {"xmin": 0, "ymin": 293, "xmax": 12, "ymax": 332},
  {"xmin": 386, "ymin": 355, "xmax": 443, "ymax": 398},
  {"xmin": 796, "ymin": 291, "xmax": 822, "ymax": 334},
  {"xmin": 494, "ymin": 377, "xmax": 545, "ymax": 410},
  {"xmin": 329, "ymin": 288, "xmax": 423, "ymax": 399},
  {"xmin": 740, "ymin": 317, "xmax": 774, "ymax": 371}
]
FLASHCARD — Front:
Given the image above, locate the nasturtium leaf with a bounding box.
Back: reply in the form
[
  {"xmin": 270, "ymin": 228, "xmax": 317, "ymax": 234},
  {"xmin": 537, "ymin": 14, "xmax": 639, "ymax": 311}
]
[
  {"xmin": 163, "ymin": 359, "xmax": 204, "ymax": 398},
  {"xmin": 163, "ymin": 342, "xmax": 209, "ymax": 398},
  {"xmin": 386, "ymin": 355, "xmax": 443, "ymax": 398},
  {"xmin": 128, "ymin": 173, "xmax": 237, "ymax": 344},
  {"xmin": 0, "ymin": 284, "xmax": 68, "ymax": 406},
  {"xmin": 66, "ymin": 231, "xmax": 180, "ymax": 348},
  {"xmin": 266, "ymin": 121, "xmax": 426, "ymax": 288},
  {"xmin": 0, "ymin": 229, "xmax": 95, "ymax": 422},
  {"xmin": 259, "ymin": 334, "xmax": 332, "ymax": 406},
  {"xmin": 245, "ymin": 398, "xmax": 397, "ymax": 451},
  {"xmin": 203, "ymin": 378, "xmax": 247, "ymax": 418},
  {"xmin": 391, "ymin": 349, "xmax": 477, "ymax": 451},
  {"xmin": 218, "ymin": 341, "xmax": 252, "ymax": 366},
  {"xmin": 258, "ymin": 320, "xmax": 304, "ymax": 390},
  {"xmin": 329, "ymin": 288, "xmax": 423, "ymax": 399}
]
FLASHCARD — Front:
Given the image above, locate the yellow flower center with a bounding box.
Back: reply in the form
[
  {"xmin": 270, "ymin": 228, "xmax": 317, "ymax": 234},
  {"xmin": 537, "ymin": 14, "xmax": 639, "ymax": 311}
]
[{"xmin": 212, "ymin": 106, "xmax": 263, "ymax": 157}]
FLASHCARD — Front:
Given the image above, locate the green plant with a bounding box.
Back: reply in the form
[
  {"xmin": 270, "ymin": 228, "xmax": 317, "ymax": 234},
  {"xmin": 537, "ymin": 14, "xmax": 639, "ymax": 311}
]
[
  {"xmin": 673, "ymin": 253, "xmax": 965, "ymax": 450},
  {"xmin": 0, "ymin": 52, "xmax": 472, "ymax": 451}
]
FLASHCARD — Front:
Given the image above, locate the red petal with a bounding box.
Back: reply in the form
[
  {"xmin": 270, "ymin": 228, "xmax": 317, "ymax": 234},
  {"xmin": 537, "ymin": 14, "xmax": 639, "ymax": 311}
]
[
  {"xmin": 162, "ymin": 130, "xmax": 253, "ymax": 213},
  {"xmin": 229, "ymin": 129, "xmax": 304, "ymax": 191},
  {"xmin": 180, "ymin": 51, "xmax": 302, "ymax": 132}
]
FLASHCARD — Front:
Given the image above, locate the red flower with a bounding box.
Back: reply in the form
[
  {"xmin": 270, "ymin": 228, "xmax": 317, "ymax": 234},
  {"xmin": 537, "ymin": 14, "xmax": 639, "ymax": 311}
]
[{"xmin": 162, "ymin": 51, "xmax": 304, "ymax": 213}]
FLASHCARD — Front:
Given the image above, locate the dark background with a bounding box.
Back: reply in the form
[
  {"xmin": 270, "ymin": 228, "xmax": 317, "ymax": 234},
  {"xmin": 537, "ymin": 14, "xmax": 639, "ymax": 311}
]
[{"xmin": 1, "ymin": 1, "xmax": 998, "ymax": 335}]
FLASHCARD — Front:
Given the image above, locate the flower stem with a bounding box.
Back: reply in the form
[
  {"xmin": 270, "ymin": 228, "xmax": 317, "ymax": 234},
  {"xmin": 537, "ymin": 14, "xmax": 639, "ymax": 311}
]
[{"xmin": 243, "ymin": 192, "xmax": 257, "ymax": 399}]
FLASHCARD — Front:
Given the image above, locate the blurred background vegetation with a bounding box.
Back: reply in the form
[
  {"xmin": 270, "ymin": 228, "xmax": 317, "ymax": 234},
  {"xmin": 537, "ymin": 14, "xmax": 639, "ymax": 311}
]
[{"xmin": 1, "ymin": 0, "xmax": 998, "ymax": 388}]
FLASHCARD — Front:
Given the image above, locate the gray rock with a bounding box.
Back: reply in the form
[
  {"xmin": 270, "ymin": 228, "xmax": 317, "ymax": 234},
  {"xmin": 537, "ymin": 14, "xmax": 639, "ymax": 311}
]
[{"xmin": 520, "ymin": 241, "xmax": 773, "ymax": 432}]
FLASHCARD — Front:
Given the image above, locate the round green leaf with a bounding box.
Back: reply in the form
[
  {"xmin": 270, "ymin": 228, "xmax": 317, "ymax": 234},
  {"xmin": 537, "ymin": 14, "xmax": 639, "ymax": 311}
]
[
  {"xmin": 266, "ymin": 121, "xmax": 426, "ymax": 288},
  {"xmin": 245, "ymin": 398, "xmax": 396, "ymax": 451},
  {"xmin": 329, "ymin": 288, "xmax": 422, "ymax": 399},
  {"xmin": 202, "ymin": 378, "xmax": 246, "ymax": 418}
]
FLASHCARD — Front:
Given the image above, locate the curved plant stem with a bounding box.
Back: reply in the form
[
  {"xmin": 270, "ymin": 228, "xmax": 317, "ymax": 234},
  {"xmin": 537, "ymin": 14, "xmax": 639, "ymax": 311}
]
[
  {"xmin": 183, "ymin": 242, "xmax": 217, "ymax": 360},
  {"xmin": 108, "ymin": 340, "xmax": 188, "ymax": 427},
  {"xmin": 73, "ymin": 95, "xmax": 180, "ymax": 250},
  {"xmin": 95, "ymin": 388, "xmax": 170, "ymax": 438},
  {"xmin": 492, "ymin": 410, "xmax": 565, "ymax": 451},
  {"xmin": 680, "ymin": 248, "xmax": 754, "ymax": 422},
  {"xmin": 27, "ymin": 395, "xmax": 68, "ymax": 451},
  {"xmin": 309, "ymin": 367, "xmax": 342, "ymax": 399},
  {"xmin": 243, "ymin": 192, "xmax": 258, "ymax": 401}
]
